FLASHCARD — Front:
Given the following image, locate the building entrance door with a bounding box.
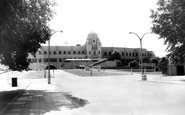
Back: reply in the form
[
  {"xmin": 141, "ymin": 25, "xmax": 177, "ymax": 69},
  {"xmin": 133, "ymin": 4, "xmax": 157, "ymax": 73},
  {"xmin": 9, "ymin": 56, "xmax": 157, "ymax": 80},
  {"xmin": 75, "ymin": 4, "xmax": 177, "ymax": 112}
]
[{"xmin": 177, "ymin": 65, "xmax": 185, "ymax": 75}]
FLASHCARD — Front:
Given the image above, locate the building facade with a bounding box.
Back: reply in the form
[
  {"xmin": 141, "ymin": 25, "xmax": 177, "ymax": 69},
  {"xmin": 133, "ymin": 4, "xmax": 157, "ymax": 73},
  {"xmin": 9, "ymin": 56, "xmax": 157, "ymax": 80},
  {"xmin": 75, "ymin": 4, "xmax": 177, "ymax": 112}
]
[{"xmin": 28, "ymin": 32, "xmax": 155, "ymax": 69}]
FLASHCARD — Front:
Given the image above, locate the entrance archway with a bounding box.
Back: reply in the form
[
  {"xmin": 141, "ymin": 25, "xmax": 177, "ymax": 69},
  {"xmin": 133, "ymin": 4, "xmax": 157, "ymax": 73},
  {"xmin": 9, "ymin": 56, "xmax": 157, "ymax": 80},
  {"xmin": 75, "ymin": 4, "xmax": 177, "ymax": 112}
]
[
  {"xmin": 177, "ymin": 65, "xmax": 184, "ymax": 75},
  {"xmin": 46, "ymin": 65, "xmax": 57, "ymax": 69}
]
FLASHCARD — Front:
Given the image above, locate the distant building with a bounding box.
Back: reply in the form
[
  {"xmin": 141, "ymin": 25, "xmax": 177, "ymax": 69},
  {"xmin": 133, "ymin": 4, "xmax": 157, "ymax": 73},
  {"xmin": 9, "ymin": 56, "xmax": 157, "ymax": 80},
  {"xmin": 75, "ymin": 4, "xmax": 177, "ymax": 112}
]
[{"xmin": 28, "ymin": 32, "xmax": 155, "ymax": 69}]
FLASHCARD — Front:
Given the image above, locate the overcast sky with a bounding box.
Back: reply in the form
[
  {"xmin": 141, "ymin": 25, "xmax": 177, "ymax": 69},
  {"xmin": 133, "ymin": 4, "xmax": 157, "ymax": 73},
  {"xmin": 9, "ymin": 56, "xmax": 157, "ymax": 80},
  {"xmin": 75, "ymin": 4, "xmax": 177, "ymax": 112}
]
[{"xmin": 45, "ymin": 0, "xmax": 168, "ymax": 57}]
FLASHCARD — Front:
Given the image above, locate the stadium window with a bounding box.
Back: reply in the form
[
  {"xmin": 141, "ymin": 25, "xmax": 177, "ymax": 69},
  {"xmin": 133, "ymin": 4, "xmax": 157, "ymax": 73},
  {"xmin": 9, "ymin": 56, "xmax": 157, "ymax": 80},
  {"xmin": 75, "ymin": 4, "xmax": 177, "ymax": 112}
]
[
  {"xmin": 82, "ymin": 51, "xmax": 85, "ymax": 54},
  {"xmin": 50, "ymin": 58, "xmax": 57, "ymax": 62},
  {"xmin": 59, "ymin": 58, "xmax": 62, "ymax": 62},
  {"xmin": 44, "ymin": 51, "xmax": 47, "ymax": 55},
  {"xmin": 68, "ymin": 51, "xmax": 71, "ymax": 54},
  {"xmin": 38, "ymin": 59, "xmax": 42, "ymax": 63},
  {"xmin": 64, "ymin": 51, "xmax": 66, "ymax": 55},
  {"xmin": 109, "ymin": 52, "xmax": 111, "ymax": 56},
  {"xmin": 129, "ymin": 53, "xmax": 131, "ymax": 56},
  {"xmin": 32, "ymin": 58, "xmax": 37, "ymax": 63},
  {"xmin": 133, "ymin": 53, "xmax": 135, "ymax": 57},
  {"xmin": 104, "ymin": 52, "xmax": 107, "ymax": 56},
  {"xmin": 99, "ymin": 51, "xmax": 100, "ymax": 54},
  {"xmin": 126, "ymin": 52, "xmax": 128, "ymax": 56},
  {"xmin": 53, "ymin": 51, "xmax": 56, "ymax": 55},
  {"xmin": 73, "ymin": 51, "xmax": 76, "ymax": 54},
  {"xmin": 78, "ymin": 51, "xmax": 81, "ymax": 54},
  {"xmin": 59, "ymin": 51, "xmax": 62, "ymax": 54},
  {"xmin": 122, "ymin": 52, "xmax": 124, "ymax": 56}
]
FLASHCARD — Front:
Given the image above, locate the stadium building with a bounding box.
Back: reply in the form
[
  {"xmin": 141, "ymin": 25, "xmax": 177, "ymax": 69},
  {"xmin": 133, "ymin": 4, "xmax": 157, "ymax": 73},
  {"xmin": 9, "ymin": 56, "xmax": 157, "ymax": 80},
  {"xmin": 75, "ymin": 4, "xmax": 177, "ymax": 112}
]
[{"xmin": 28, "ymin": 32, "xmax": 155, "ymax": 69}]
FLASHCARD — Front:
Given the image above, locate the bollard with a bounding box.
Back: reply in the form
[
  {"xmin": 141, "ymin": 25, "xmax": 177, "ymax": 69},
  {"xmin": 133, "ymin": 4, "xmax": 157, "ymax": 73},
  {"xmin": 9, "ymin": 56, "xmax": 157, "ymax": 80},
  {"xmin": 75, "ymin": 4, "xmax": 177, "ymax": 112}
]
[
  {"xmin": 12, "ymin": 77, "xmax": 17, "ymax": 87},
  {"xmin": 142, "ymin": 74, "xmax": 147, "ymax": 81}
]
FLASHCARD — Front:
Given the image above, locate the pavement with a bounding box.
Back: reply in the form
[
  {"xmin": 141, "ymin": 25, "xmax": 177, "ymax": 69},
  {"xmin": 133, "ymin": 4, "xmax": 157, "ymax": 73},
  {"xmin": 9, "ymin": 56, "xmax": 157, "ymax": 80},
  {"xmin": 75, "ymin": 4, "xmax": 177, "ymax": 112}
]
[
  {"xmin": 0, "ymin": 71, "xmax": 84, "ymax": 115},
  {"xmin": 0, "ymin": 70, "xmax": 185, "ymax": 115},
  {"xmin": 132, "ymin": 73, "xmax": 185, "ymax": 85}
]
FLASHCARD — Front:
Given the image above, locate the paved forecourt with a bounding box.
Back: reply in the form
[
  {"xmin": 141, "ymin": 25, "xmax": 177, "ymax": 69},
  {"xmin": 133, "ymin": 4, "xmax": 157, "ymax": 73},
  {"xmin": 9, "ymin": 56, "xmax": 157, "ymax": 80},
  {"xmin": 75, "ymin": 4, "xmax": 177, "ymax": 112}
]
[{"xmin": 0, "ymin": 71, "xmax": 83, "ymax": 115}]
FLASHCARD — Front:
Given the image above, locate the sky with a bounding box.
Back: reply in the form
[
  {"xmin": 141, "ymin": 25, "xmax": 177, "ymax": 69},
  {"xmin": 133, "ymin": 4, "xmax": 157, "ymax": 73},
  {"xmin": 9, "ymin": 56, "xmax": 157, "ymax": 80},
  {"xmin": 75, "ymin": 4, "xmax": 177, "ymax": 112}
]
[{"xmin": 45, "ymin": 0, "xmax": 168, "ymax": 57}]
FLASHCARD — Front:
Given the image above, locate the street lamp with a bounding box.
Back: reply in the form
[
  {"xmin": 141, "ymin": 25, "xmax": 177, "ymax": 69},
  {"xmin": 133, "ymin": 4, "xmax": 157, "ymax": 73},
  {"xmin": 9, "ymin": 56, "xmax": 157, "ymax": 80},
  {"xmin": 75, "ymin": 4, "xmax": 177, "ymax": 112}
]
[
  {"xmin": 129, "ymin": 32, "xmax": 150, "ymax": 80},
  {"xmin": 48, "ymin": 30, "xmax": 63, "ymax": 84}
]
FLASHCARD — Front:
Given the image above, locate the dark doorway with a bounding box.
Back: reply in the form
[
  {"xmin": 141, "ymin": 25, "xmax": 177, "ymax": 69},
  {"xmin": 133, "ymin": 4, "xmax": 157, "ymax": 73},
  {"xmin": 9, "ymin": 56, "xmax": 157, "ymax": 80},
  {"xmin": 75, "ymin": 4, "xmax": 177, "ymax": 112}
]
[
  {"xmin": 46, "ymin": 65, "xmax": 57, "ymax": 69},
  {"xmin": 176, "ymin": 65, "xmax": 184, "ymax": 75}
]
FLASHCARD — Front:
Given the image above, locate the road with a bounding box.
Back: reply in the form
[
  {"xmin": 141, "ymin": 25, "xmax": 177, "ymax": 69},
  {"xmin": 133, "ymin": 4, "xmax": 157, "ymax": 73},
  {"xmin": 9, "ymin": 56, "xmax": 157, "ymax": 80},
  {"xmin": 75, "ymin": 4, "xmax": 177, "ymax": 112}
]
[
  {"xmin": 52, "ymin": 70, "xmax": 185, "ymax": 115},
  {"xmin": 1, "ymin": 70, "xmax": 185, "ymax": 115}
]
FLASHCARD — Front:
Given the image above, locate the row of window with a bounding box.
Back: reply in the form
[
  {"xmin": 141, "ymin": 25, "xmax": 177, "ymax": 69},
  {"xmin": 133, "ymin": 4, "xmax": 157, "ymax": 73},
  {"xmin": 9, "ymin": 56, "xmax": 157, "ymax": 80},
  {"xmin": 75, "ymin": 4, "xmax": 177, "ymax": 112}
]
[
  {"xmin": 88, "ymin": 51, "xmax": 101, "ymax": 55},
  {"xmin": 37, "ymin": 50, "xmax": 147, "ymax": 57},
  {"xmin": 31, "ymin": 58, "xmax": 64, "ymax": 63},
  {"xmin": 38, "ymin": 51, "xmax": 86, "ymax": 55},
  {"xmin": 103, "ymin": 52, "xmax": 147, "ymax": 57},
  {"xmin": 30, "ymin": 58, "xmax": 89, "ymax": 63}
]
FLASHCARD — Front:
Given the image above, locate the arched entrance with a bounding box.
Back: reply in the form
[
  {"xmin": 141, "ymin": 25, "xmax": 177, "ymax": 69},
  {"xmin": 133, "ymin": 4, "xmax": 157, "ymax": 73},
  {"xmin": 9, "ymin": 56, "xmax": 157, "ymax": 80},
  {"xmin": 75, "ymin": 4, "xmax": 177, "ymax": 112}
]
[{"xmin": 46, "ymin": 65, "xmax": 57, "ymax": 69}]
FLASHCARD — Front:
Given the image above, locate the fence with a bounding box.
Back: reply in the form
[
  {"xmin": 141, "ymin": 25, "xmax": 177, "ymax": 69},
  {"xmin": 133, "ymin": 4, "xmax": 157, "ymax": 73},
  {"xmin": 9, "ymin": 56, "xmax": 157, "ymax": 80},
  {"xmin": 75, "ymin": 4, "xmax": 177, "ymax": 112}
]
[{"xmin": 120, "ymin": 68, "xmax": 155, "ymax": 72}]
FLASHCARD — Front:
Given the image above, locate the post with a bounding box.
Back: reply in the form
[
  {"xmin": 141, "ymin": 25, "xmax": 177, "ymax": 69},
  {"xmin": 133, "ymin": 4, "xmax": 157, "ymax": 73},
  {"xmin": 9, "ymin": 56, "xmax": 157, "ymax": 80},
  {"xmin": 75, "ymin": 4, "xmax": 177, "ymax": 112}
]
[
  {"xmin": 48, "ymin": 38, "xmax": 51, "ymax": 84},
  {"xmin": 140, "ymin": 39, "xmax": 144, "ymax": 76},
  {"xmin": 44, "ymin": 55, "xmax": 46, "ymax": 78},
  {"xmin": 129, "ymin": 32, "xmax": 150, "ymax": 81},
  {"xmin": 44, "ymin": 67, "xmax": 46, "ymax": 78},
  {"xmin": 168, "ymin": 57, "xmax": 171, "ymax": 78},
  {"xmin": 90, "ymin": 67, "xmax": 93, "ymax": 76},
  {"xmin": 47, "ymin": 30, "xmax": 63, "ymax": 84}
]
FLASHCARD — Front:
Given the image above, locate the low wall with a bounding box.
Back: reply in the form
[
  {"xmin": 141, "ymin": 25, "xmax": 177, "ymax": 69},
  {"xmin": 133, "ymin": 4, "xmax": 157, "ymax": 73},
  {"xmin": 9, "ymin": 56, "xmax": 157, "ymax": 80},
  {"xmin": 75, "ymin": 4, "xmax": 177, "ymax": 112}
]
[
  {"xmin": 29, "ymin": 60, "xmax": 117, "ymax": 69},
  {"xmin": 100, "ymin": 61, "xmax": 117, "ymax": 68}
]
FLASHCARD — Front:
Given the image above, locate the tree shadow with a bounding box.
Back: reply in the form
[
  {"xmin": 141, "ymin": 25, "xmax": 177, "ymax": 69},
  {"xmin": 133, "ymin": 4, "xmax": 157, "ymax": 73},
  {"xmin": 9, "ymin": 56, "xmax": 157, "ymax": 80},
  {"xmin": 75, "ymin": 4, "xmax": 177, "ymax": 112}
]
[
  {"xmin": 64, "ymin": 94, "xmax": 89, "ymax": 107},
  {"xmin": 0, "ymin": 90, "xmax": 89, "ymax": 115}
]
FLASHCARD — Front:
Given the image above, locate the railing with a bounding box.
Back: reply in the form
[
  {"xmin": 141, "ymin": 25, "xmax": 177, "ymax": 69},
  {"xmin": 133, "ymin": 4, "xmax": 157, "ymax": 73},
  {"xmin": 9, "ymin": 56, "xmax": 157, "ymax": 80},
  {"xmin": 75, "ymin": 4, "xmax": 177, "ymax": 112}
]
[{"xmin": 119, "ymin": 68, "xmax": 156, "ymax": 72}]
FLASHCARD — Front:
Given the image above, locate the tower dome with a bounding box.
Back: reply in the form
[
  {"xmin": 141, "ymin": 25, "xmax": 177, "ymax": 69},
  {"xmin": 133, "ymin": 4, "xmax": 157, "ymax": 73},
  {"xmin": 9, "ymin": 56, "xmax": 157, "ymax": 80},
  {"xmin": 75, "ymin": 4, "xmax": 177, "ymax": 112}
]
[
  {"xmin": 86, "ymin": 32, "xmax": 101, "ymax": 44},
  {"xmin": 85, "ymin": 32, "xmax": 102, "ymax": 59},
  {"xmin": 87, "ymin": 32, "xmax": 99, "ymax": 41}
]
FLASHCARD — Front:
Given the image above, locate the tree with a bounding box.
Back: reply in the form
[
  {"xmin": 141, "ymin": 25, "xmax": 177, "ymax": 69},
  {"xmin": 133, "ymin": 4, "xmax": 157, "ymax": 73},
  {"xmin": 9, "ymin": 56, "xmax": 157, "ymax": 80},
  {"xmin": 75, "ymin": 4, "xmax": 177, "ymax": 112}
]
[
  {"xmin": 150, "ymin": 57, "xmax": 160, "ymax": 66},
  {"xmin": 151, "ymin": 0, "xmax": 185, "ymax": 63},
  {"xmin": 0, "ymin": 0, "xmax": 55, "ymax": 70},
  {"xmin": 128, "ymin": 60, "xmax": 139, "ymax": 68},
  {"xmin": 110, "ymin": 50, "xmax": 121, "ymax": 60},
  {"xmin": 143, "ymin": 57, "xmax": 150, "ymax": 63},
  {"xmin": 159, "ymin": 57, "xmax": 169, "ymax": 75}
]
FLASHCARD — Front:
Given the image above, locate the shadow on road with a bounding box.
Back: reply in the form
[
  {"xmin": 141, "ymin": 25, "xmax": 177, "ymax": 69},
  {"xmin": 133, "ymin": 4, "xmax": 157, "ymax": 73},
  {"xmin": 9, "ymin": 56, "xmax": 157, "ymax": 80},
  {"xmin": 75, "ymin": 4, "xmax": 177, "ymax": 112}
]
[
  {"xmin": 64, "ymin": 94, "xmax": 89, "ymax": 107},
  {"xmin": 0, "ymin": 90, "xmax": 89, "ymax": 115}
]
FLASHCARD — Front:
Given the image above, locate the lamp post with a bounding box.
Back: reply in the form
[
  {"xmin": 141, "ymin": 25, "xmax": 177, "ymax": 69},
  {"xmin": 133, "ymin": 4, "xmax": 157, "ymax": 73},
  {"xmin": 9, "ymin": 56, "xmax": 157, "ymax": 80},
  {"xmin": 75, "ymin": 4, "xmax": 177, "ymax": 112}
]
[
  {"xmin": 129, "ymin": 32, "xmax": 150, "ymax": 80},
  {"xmin": 48, "ymin": 30, "xmax": 63, "ymax": 84}
]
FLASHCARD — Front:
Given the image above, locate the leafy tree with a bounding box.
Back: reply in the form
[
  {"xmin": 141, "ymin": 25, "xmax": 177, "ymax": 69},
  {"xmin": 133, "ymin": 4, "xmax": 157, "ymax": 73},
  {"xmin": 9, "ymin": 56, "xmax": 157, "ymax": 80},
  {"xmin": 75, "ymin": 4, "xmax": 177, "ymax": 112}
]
[
  {"xmin": 128, "ymin": 60, "xmax": 139, "ymax": 68},
  {"xmin": 110, "ymin": 50, "xmax": 121, "ymax": 60},
  {"xmin": 143, "ymin": 57, "xmax": 150, "ymax": 63},
  {"xmin": 0, "ymin": 0, "xmax": 55, "ymax": 70},
  {"xmin": 159, "ymin": 57, "xmax": 169, "ymax": 75},
  {"xmin": 150, "ymin": 57, "xmax": 160, "ymax": 66},
  {"xmin": 151, "ymin": 0, "xmax": 185, "ymax": 63}
]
